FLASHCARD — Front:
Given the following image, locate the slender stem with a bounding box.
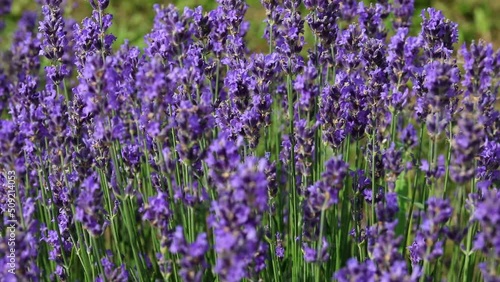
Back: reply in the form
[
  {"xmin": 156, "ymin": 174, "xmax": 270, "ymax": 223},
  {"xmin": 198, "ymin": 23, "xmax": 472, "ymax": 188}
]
[
  {"xmin": 315, "ymin": 206, "xmax": 326, "ymax": 282},
  {"xmin": 443, "ymin": 122, "xmax": 453, "ymax": 198},
  {"xmin": 287, "ymin": 58, "xmax": 300, "ymax": 282},
  {"xmin": 403, "ymin": 125, "xmax": 425, "ymax": 258},
  {"xmin": 371, "ymin": 125, "xmax": 377, "ymax": 226}
]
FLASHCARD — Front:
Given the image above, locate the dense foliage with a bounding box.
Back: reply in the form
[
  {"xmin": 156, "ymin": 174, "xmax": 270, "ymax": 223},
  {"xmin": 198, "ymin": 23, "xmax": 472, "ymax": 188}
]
[{"xmin": 1, "ymin": 0, "xmax": 500, "ymax": 281}]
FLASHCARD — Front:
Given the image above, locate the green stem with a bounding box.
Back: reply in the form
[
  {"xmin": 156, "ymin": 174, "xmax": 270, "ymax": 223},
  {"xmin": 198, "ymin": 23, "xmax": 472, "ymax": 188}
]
[
  {"xmin": 371, "ymin": 125, "xmax": 377, "ymax": 226},
  {"xmin": 443, "ymin": 122, "xmax": 453, "ymax": 198},
  {"xmin": 403, "ymin": 125, "xmax": 425, "ymax": 258},
  {"xmin": 287, "ymin": 59, "xmax": 300, "ymax": 282}
]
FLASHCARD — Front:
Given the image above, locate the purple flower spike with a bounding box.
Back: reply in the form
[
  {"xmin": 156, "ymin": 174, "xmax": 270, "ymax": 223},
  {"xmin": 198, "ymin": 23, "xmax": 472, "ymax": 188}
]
[
  {"xmin": 75, "ymin": 173, "xmax": 109, "ymax": 237},
  {"xmin": 420, "ymin": 8, "xmax": 458, "ymax": 59}
]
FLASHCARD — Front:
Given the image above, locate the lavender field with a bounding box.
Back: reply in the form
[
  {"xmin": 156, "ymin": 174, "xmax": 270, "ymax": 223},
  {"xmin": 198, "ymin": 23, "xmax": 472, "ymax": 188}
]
[{"xmin": 1, "ymin": 0, "xmax": 500, "ymax": 281}]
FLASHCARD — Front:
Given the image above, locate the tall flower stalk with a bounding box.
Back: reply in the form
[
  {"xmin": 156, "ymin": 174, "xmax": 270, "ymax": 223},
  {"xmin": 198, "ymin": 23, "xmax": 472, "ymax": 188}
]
[{"xmin": 1, "ymin": 0, "xmax": 499, "ymax": 281}]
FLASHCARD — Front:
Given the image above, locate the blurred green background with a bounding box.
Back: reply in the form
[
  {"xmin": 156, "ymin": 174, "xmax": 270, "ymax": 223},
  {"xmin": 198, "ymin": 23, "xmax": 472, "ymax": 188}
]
[{"xmin": 3, "ymin": 0, "xmax": 500, "ymax": 51}]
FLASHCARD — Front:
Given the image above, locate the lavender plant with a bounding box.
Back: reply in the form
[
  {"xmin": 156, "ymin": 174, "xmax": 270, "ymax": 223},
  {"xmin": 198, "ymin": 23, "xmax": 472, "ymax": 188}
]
[{"xmin": 1, "ymin": 0, "xmax": 500, "ymax": 281}]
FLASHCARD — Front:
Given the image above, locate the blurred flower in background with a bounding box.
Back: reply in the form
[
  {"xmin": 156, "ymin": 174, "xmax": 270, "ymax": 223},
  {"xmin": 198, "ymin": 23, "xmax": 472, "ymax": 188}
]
[{"xmin": 2, "ymin": 0, "xmax": 499, "ymax": 52}]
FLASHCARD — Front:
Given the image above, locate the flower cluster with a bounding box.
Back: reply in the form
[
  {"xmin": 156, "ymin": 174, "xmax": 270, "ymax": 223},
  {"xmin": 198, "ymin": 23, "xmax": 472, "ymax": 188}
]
[{"xmin": 1, "ymin": 0, "xmax": 500, "ymax": 281}]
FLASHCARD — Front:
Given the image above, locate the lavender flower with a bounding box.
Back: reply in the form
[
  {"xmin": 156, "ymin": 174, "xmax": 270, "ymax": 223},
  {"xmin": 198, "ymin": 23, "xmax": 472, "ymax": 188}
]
[
  {"xmin": 477, "ymin": 140, "xmax": 500, "ymax": 181},
  {"xmin": 408, "ymin": 198, "xmax": 452, "ymax": 265},
  {"xmin": 294, "ymin": 60, "xmax": 318, "ymax": 114},
  {"xmin": 366, "ymin": 221, "xmax": 419, "ymax": 281},
  {"xmin": 170, "ymin": 227, "xmax": 209, "ymax": 282},
  {"xmin": 175, "ymin": 99, "xmax": 214, "ymax": 167},
  {"xmin": 334, "ymin": 258, "xmax": 376, "ymax": 282},
  {"xmin": 210, "ymin": 157, "xmax": 269, "ymax": 281},
  {"xmin": 422, "ymin": 60, "xmax": 460, "ymax": 138},
  {"xmin": 358, "ymin": 3, "xmax": 386, "ymax": 40},
  {"xmin": 0, "ymin": 0, "xmax": 12, "ymax": 31},
  {"xmin": 420, "ymin": 8, "xmax": 458, "ymax": 59},
  {"xmin": 461, "ymin": 41, "xmax": 494, "ymax": 98},
  {"xmin": 39, "ymin": 0, "xmax": 66, "ymax": 62},
  {"xmin": 451, "ymin": 110, "xmax": 484, "ymax": 184},
  {"xmin": 473, "ymin": 189, "xmax": 500, "ymax": 257},
  {"xmin": 383, "ymin": 143, "xmax": 403, "ymax": 190},
  {"xmin": 1, "ymin": 0, "xmax": 499, "ymax": 280},
  {"xmin": 206, "ymin": 132, "xmax": 242, "ymax": 188},
  {"xmin": 142, "ymin": 192, "xmax": 172, "ymax": 248},
  {"xmin": 305, "ymin": 0, "xmax": 339, "ymax": 46},
  {"xmin": 303, "ymin": 156, "xmax": 348, "ymax": 240},
  {"xmin": 294, "ymin": 119, "xmax": 317, "ymax": 182},
  {"xmin": 75, "ymin": 173, "xmax": 108, "ymax": 236},
  {"xmin": 302, "ymin": 237, "xmax": 329, "ymax": 263},
  {"xmin": 392, "ymin": 0, "xmax": 415, "ymax": 29}
]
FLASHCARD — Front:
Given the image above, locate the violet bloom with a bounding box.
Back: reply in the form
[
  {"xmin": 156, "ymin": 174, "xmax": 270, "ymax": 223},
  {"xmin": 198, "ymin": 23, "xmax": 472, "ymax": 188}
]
[
  {"xmin": 387, "ymin": 28, "xmax": 409, "ymax": 85},
  {"xmin": 336, "ymin": 24, "xmax": 364, "ymax": 71},
  {"xmin": 408, "ymin": 197, "xmax": 452, "ymax": 266},
  {"xmin": 89, "ymin": 0, "xmax": 110, "ymax": 10},
  {"xmin": 303, "ymin": 156, "xmax": 348, "ymax": 240},
  {"xmin": 219, "ymin": 55, "xmax": 274, "ymax": 148},
  {"xmin": 213, "ymin": 1, "xmax": 249, "ymax": 62},
  {"xmin": 294, "ymin": 60, "xmax": 318, "ymax": 114},
  {"xmin": 0, "ymin": 0, "xmax": 12, "ymax": 31},
  {"xmin": 424, "ymin": 61, "xmax": 460, "ymax": 112},
  {"xmin": 461, "ymin": 41, "xmax": 498, "ymax": 138},
  {"xmin": 1, "ymin": 12, "xmax": 39, "ymax": 118},
  {"xmin": 146, "ymin": 4, "xmax": 197, "ymax": 62},
  {"xmin": 261, "ymin": 0, "xmax": 283, "ymax": 47},
  {"xmin": 334, "ymin": 258, "xmax": 376, "ymax": 282},
  {"xmin": 366, "ymin": 221, "xmax": 419, "ymax": 281},
  {"xmin": 275, "ymin": 233, "xmax": 285, "ymax": 259},
  {"xmin": 350, "ymin": 170, "xmax": 371, "ymax": 240},
  {"xmin": 75, "ymin": 173, "xmax": 108, "ymax": 236},
  {"xmin": 365, "ymin": 143, "xmax": 385, "ymax": 181},
  {"xmin": 0, "ymin": 192, "xmax": 39, "ymax": 281},
  {"xmin": 276, "ymin": 0, "xmax": 305, "ymax": 59},
  {"xmin": 392, "ymin": 0, "xmax": 415, "ymax": 29},
  {"xmin": 319, "ymin": 85, "xmax": 348, "ymax": 149},
  {"xmin": 169, "ymin": 227, "xmax": 209, "ymax": 282},
  {"xmin": 175, "ymin": 99, "xmax": 215, "ymax": 167},
  {"xmin": 420, "ymin": 154, "xmax": 446, "ymax": 185},
  {"xmin": 302, "ymin": 237, "xmax": 329, "ymax": 263},
  {"xmin": 73, "ymin": 3, "xmax": 115, "ymax": 69},
  {"xmin": 386, "ymin": 29, "xmax": 412, "ymax": 112},
  {"xmin": 9, "ymin": 12, "xmax": 40, "ymax": 82},
  {"xmin": 294, "ymin": 119, "xmax": 318, "ymax": 183},
  {"xmin": 358, "ymin": 3, "xmax": 387, "ymax": 40},
  {"xmin": 479, "ymin": 262, "xmax": 500, "ymax": 282},
  {"xmin": 332, "ymin": 73, "xmax": 369, "ymax": 143},
  {"xmin": 361, "ymin": 37, "xmax": 389, "ymax": 126},
  {"xmin": 450, "ymin": 110, "xmax": 484, "ymax": 184},
  {"xmin": 400, "ymin": 123, "xmax": 418, "ymax": 149},
  {"xmin": 461, "ymin": 41, "xmax": 494, "ymax": 98},
  {"xmin": 305, "ymin": 0, "xmax": 339, "ymax": 46},
  {"xmin": 473, "ymin": 189, "xmax": 500, "ymax": 258},
  {"xmin": 96, "ymin": 251, "xmax": 129, "ymax": 282},
  {"xmin": 210, "ymin": 157, "xmax": 269, "ymax": 281},
  {"xmin": 142, "ymin": 192, "xmax": 172, "ymax": 248},
  {"xmin": 382, "ymin": 143, "xmax": 403, "ymax": 191},
  {"xmin": 477, "ymin": 140, "xmax": 500, "ymax": 182},
  {"xmin": 420, "ymin": 8, "xmax": 458, "ymax": 60},
  {"xmin": 264, "ymin": 153, "xmax": 278, "ymax": 198},
  {"xmin": 240, "ymin": 92, "xmax": 273, "ymax": 149},
  {"xmin": 39, "ymin": 0, "xmax": 66, "ymax": 62},
  {"xmin": 422, "ymin": 60, "xmax": 460, "ymax": 138},
  {"xmin": 375, "ymin": 192, "xmax": 399, "ymax": 223},
  {"xmin": 205, "ymin": 132, "xmax": 242, "ymax": 189},
  {"xmin": 135, "ymin": 55, "xmax": 174, "ymax": 139}
]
